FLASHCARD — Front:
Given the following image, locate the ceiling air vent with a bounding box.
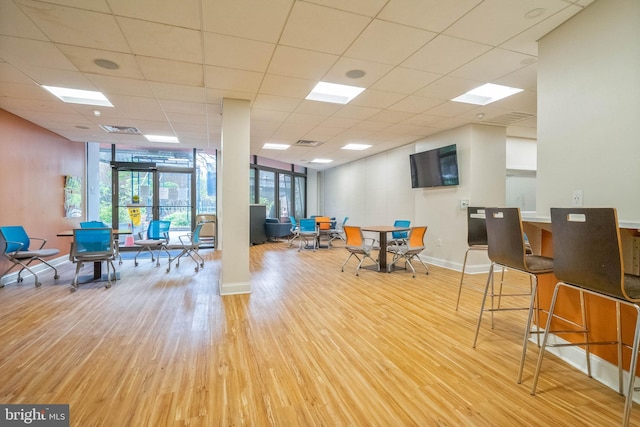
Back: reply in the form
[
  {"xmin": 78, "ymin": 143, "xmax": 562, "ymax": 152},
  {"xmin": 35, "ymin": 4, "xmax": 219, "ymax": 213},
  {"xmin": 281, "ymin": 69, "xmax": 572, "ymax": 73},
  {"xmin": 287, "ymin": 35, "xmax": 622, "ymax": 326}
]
[
  {"xmin": 483, "ymin": 112, "xmax": 535, "ymax": 126},
  {"xmin": 295, "ymin": 139, "xmax": 323, "ymax": 147},
  {"xmin": 100, "ymin": 125, "xmax": 142, "ymax": 135}
]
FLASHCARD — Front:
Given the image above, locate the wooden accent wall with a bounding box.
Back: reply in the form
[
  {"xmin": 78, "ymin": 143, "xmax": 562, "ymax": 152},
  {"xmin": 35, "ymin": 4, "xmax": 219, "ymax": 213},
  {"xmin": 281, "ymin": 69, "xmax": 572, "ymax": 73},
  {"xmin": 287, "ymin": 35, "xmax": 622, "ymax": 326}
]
[{"xmin": 0, "ymin": 108, "xmax": 85, "ymax": 273}]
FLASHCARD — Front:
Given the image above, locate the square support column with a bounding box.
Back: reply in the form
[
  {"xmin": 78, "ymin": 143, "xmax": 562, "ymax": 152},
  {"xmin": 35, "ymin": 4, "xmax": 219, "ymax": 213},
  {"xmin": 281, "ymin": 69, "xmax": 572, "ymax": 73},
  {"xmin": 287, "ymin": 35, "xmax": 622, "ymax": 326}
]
[{"xmin": 219, "ymin": 98, "xmax": 251, "ymax": 295}]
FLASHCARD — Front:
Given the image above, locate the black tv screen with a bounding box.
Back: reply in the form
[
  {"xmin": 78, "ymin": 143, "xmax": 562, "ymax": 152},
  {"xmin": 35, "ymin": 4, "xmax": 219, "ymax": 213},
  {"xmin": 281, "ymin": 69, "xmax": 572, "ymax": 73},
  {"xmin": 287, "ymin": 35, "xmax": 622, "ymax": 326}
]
[{"xmin": 410, "ymin": 144, "xmax": 459, "ymax": 188}]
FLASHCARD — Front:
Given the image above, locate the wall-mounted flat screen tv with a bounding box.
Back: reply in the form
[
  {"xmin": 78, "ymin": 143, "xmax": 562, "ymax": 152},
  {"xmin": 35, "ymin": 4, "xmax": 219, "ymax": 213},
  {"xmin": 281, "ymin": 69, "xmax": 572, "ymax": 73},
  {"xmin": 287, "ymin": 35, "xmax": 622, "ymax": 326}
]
[{"xmin": 409, "ymin": 144, "xmax": 459, "ymax": 188}]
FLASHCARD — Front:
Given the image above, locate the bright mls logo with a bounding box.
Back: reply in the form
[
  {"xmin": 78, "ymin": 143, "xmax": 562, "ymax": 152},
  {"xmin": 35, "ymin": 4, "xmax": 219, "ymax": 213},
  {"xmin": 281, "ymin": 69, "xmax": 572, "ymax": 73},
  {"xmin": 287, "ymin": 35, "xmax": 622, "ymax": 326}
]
[{"xmin": 0, "ymin": 405, "xmax": 69, "ymax": 426}]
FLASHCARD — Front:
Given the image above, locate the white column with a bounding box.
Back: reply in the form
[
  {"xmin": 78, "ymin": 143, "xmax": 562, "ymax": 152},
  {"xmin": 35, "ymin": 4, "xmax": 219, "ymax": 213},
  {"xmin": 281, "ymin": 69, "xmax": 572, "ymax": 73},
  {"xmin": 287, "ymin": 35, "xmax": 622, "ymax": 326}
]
[{"xmin": 219, "ymin": 98, "xmax": 251, "ymax": 295}]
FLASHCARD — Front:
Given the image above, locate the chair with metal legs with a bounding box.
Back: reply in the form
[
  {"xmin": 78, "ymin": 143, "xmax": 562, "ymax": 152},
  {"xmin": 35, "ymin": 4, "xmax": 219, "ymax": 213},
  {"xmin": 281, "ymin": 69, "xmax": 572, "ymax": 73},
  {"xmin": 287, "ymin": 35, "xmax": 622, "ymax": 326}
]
[
  {"xmin": 472, "ymin": 207, "xmax": 554, "ymax": 384},
  {"xmin": 530, "ymin": 208, "xmax": 640, "ymax": 426},
  {"xmin": 341, "ymin": 225, "xmax": 379, "ymax": 276}
]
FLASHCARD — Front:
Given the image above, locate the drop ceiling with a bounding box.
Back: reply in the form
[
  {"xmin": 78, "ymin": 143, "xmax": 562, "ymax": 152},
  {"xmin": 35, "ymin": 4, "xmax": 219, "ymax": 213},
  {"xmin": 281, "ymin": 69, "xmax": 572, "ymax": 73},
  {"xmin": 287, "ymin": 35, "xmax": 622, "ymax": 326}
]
[{"xmin": 0, "ymin": 0, "xmax": 594, "ymax": 169}]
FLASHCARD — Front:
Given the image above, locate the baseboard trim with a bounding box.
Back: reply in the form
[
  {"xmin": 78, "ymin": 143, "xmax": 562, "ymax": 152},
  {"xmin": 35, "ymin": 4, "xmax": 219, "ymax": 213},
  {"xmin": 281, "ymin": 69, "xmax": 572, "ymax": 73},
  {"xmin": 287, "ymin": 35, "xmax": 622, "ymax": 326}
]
[
  {"xmin": 534, "ymin": 330, "xmax": 640, "ymax": 403},
  {"xmin": 219, "ymin": 280, "xmax": 251, "ymax": 296},
  {"xmin": 1, "ymin": 255, "xmax": 69, "ymax": 286}
]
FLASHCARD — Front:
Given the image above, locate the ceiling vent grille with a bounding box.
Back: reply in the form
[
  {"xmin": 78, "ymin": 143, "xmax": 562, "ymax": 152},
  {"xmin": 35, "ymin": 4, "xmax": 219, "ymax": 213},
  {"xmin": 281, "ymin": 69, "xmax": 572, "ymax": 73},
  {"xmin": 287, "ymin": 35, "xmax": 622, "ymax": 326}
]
[
  {"xmin": 483, "ymin": 112, "xmax": 535, "ymax": 126},
  {"xmin": 295, "ymin": 139, "xmax": 323, "ymax": 147},
  {"xmin": 100, "ymin": 125, "xmax": 142, "ymax": 135}
]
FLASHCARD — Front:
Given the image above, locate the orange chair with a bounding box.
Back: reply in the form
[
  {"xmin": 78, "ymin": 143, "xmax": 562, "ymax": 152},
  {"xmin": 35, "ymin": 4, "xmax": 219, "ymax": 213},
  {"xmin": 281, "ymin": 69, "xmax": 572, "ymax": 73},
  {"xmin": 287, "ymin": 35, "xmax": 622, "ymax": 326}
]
[
  {"xmin": 386, "ymin": 226, "xmax": 429, "ymax": 277},
  {"xmin": 341, "ymin": 226, "xmax": 379, "ymax": 275},
  {"xmin": 315, "ymin": 216, "xmax": 332, "ymax": 247}
]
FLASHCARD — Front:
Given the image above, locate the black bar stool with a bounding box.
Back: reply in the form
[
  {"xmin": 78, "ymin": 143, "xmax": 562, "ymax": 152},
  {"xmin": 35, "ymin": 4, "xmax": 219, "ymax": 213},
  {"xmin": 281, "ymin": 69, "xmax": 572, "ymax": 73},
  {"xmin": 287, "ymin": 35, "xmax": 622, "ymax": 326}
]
[
  {"xmin": 530, "ymin": 207, "xmax": 640, "ymax": 426},
  {"xmin": 472, "ymin": 207, "xmax": 554, "ymax": 384}
]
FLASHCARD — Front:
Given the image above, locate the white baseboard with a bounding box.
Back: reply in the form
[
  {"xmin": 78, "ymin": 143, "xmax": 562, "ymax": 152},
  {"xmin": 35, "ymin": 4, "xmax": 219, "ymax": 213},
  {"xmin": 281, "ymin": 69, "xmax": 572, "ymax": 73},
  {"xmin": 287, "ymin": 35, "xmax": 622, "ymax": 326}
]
[
  {"xmin": 219, "ymin": 280, "xmax": 251, "ymax": 295},
  {"xmin": 535, "ymin": 330, "xmax": 640, "ymax": 403},
  {"xmin": 1, "ymin": 255, "xmax": 69, "ymax": 286}
]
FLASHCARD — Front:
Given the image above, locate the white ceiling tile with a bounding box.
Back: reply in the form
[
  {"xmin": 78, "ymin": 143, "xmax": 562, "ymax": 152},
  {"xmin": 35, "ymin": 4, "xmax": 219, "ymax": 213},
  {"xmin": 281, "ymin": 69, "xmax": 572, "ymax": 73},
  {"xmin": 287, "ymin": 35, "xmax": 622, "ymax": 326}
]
[
  {"xmin": 294, "ymin": 100, "xmax": 342, "ymax": 116},
  {"xmin": 138, "ymin": 57, "xmax": 204, "ymax": 87},
  {"xmin": 332, "ymin": 105, "xmax": 381, "ymax": 120},
  {"xmin": 118, "ymin": 18, "xmax": 202, "ymax": 63},
  {"xmin": 0, "ymin": 36, "xmax": 76, "ymax": 69},
  {"xmin": 159, "ymin": 100, "xmax": 206, "ymax": 116},
  {"xmin": 379, "ymin": 0, "xmax": 482, "ymax": 32},
  {"xmin": 267, "ymin": 46, "xmax": 338, "ymax": 80},
  {"xmin": 86, "ymin": 74, "xmax": 154, "ymax": 98},
  {"xmin": 388, "ymin": 96, "xmax": 444, "ymax": 114},
  {"xmin": 426, "ymin": 100, "xmax": 478, "ymax": 118},
  {"xmin": 16, "ymin": 1, "xmax": 130, "ymax": 52},
  {"xmin": 21, "ymin": 0, "xmax": 111, "ymax": 13},
  {"xmin": 322, "ymin": 57, "xmax": 393, "ymax": 87},
  {"xmin": 499, "ymin": 5, "xmax": 584, "ymax": 55},
  {"xmin": 253, "ymin": 94, "xmax": 302, "ymax": 113},
  {"xmin": 19, "ymin": 67, "xmax": 95, "ymax": 89},
  {"xmin": 201, "ymin": 0, "xmax": 292, "ymax": 42},
  {"xmin": 57, "ymin": 45, "xmax": 145, "ymax": 79},
  {"xmin": 495, "ymin": 63, "xmax": 538, "ymax": 92},
  {"xmin": 1, "ymin": 1, "xmax": 48, "ymax": 40},
  {"xmin": 368, "ymin": 109, "xmax": 416, "ymax": 124},
  {"xmin": 450, "ymin": 48, "xmax": 534, "ymax": 82},
  {"xmin": 444, "ymin": 0, "xmax": 570, "ymax": 46},
  {"xmin": 414, "ymin": 75, "xmax": 481, "ymax": 100},
  {"xmin": 107, "ymin": 0, "xmax": 201, "ymax": 29},
  {"xmin": 348, "ymin": 89, "xmax": 405, "ymax": 109},
  {"xmin": 370, "ymin": 67, "xmax": 441, "ymax": 94},
  {"xmin": 345, "ymin": 20, "xmax": 437, "ymax": 65},
  {"xmin": 259, "ymin": 74, "xmax": 315, "ymax": 98},
  {"xmin": 207, "ymin": 65, "xmax": 264, "ymax": 92},
  {"xmin": 402, "ymin": 35, "xmax": 492, "ymax": 75},
  {"xmin": 305, "ymin": 0, "xmax": 387, "ymax": 16},
  {"xmin": 280, "ymin": 2, "xmax": 371, "ymax": 55},
  {"xmin": 203, "ymin": 33, "xmax": 275, "ymax": 72},
  {"xmin": 149, "ymin": 83, "xmax": 206, "ymax": 103}
]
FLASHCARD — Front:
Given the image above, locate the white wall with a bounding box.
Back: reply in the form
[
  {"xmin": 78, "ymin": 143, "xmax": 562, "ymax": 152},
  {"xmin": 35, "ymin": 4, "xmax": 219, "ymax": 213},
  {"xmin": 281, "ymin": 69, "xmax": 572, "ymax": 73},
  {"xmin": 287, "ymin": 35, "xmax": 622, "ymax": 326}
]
[
  {"xmin": 321, "ymin": 123, "xmax": 506, "ymax": 272},
  {"xmin": 537, "ymin": 0, "xmax": 640, "ymax": 221},
  {"xmin": 506, "ymin": 137, "xmax": 537, "ymax": 212}
]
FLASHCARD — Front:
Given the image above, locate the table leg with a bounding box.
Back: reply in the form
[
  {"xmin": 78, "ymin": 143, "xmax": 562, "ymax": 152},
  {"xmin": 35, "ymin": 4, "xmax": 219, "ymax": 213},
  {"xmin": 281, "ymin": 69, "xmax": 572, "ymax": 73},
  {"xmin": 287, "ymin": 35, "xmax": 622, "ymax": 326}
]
[
  {"xmin": 93, "ymin": 261, "xmax": 102, "ymax": 280},
  {"xmin": 379, "ymin": 232, "xmax": 387, "ymax": 270}
]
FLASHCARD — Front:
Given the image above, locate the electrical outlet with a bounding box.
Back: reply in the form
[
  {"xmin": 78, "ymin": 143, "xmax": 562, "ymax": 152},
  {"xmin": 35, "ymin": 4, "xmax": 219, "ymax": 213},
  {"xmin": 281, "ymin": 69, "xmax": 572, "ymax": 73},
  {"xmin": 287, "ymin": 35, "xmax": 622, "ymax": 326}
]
[
  {"xmin": 572, "ymin": 190, "xmax": 583, "ymax": 207},
  {"xmin": 460, "ymin": 199, "xmax": 469, "ymax": 210},
  {"xmin": 437, "ymin": 238, "xmax": 443, "ymax": 247}
]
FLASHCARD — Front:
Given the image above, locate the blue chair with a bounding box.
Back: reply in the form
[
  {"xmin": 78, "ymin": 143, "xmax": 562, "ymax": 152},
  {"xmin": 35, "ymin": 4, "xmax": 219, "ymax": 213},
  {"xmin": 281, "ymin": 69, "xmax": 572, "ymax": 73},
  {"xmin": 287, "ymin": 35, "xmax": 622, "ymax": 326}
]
[
  {"xmin": 0, "ymin": 226, "xmax": 60, "ymax": 287},
  {"xmin": 80, "ymin": 221, "xmax": 122, "ymax": 265},
  {"xmin": 166, "ymin": 223, "xmax": 205, "ymax": 273},
  {"xmin": 330, "ymin": 216, "xmax": 349, "ymax": 245},
  {"xmin": 386, "ymin": 219, "xmax": 411, "ymax": 247},
  {"xmin": 287, "ymin": 216, "xmax": 299, "ymax": 247},
  {"xmin": 297, "ymin": 218, "xmax": 318, "ymax": 251},
  {"xmin": 70, "ymin": 228, "xmax": 117, "ymax": 291},
  {"xmin": 133, "ymin": 220, "xmax": 171, "ymax": 267}
]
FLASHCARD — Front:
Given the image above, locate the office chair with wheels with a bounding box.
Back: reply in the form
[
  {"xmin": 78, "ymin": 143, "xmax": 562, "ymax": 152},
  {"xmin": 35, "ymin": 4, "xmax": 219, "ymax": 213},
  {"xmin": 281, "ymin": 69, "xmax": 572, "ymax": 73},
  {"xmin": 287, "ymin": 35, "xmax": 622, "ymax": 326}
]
[{"xmin": 0, "ymin": 226, "xmax": 60, "ymax": 287}]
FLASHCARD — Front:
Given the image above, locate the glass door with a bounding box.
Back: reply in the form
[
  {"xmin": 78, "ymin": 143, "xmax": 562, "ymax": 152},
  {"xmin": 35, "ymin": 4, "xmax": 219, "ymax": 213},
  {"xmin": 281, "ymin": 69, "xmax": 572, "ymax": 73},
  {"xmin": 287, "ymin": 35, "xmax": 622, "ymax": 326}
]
[{"xmin": 112, "ymin": 163, "xmax": 194, "ymax": 239}]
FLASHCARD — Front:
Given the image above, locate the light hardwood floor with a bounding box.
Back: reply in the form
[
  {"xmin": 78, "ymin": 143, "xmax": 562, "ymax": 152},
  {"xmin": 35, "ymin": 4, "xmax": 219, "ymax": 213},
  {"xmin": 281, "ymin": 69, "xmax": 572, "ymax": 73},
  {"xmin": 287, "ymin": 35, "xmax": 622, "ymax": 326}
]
[{"xmin": 0, "ymin": 241, "xmax": 637, "ymax": 426}]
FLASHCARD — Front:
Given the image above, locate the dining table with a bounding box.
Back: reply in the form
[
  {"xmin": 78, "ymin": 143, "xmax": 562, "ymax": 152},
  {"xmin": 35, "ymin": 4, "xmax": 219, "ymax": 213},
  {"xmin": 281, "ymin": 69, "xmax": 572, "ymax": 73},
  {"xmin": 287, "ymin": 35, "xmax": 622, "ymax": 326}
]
[{"xmin": 361, "ymin": 225, "xmax": 411, "ymax": 271}]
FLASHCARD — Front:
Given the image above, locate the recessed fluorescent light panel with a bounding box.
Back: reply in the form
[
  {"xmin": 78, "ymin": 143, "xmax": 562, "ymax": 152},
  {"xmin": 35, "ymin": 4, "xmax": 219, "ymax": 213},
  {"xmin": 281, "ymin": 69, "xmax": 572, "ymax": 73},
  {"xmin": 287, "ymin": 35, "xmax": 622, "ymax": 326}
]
[
  {"xmin": 42, "ymin": 85, "xmax": 113, "ymax": 107},
  {"xmin": 263, "ymin": 143, "xmax": 290, "ymax": 150},
  {"xmin": 452, "ymin": 83, "xmax": 523, "ymax": 106},
  {"xmin": 310, "ymin": 158, "xmax": 333, "ymax": 164},
  {"xmin": 306, "ymin": 81, "xmax": 365, "ymax": 105},
  {"xmin": 342, "ymin": 143, "xmax": 371, "ymax": 151},
  {"xmin": 144, "ymin": 135, "xmax": 179, "ymax": 143}
]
